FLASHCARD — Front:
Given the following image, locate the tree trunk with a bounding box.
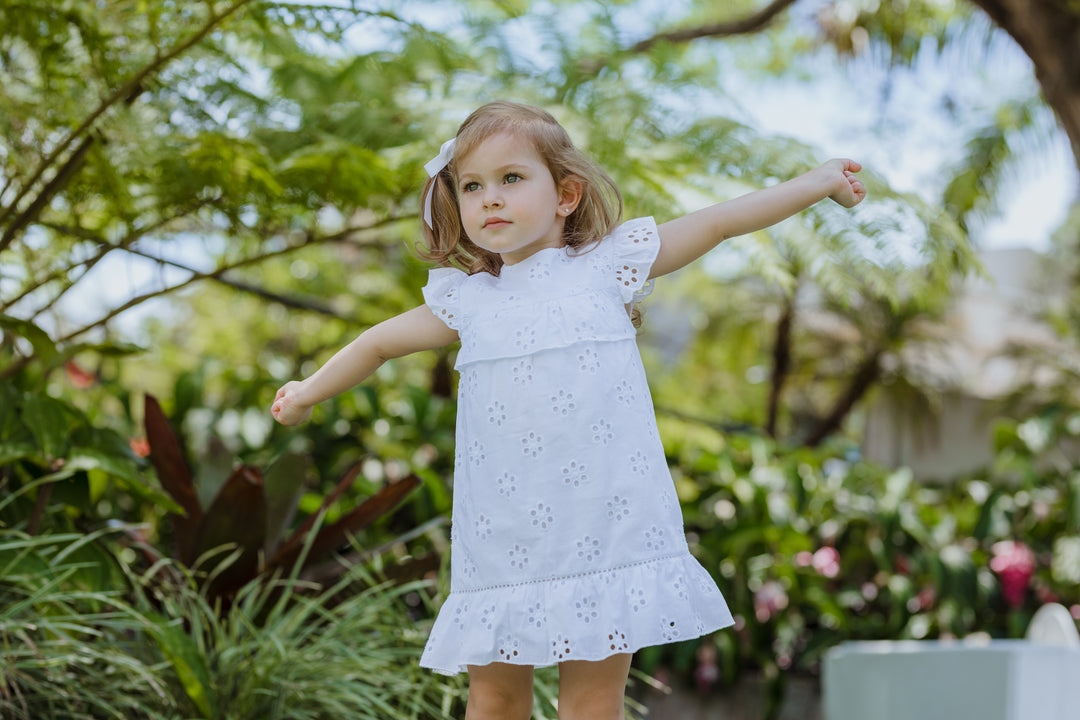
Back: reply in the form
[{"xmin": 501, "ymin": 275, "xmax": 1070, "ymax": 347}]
[
  {"xmin": 803, "ymin": 348, "xmax": 882, "ymax": 447},
  {"xmin": 766, "ymin": 296, "xmax": 794, "ymax": 438},
  {"xmin": 968, "ymin": 0, "xmax": 1080, "ymax": 172}
]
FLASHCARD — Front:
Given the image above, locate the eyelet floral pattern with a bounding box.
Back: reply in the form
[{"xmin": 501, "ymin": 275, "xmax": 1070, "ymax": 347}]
[
  {"xmin": 418, "ymin": 218, "xmax": 733, "ymax": 677},
  {"xmin": 469, "ymin": 440, "xmax": 486, "ymax": 467},
  {"xmin": 607, "ymin": 628, "xmax": 630, "ymax": 652},
  {"xmin": 496, "ymin": 472, "xmax": 518, "ymax": 497},
  {"xmin": 660, "ymin": 616, "xmax": 680, "ymax": 642},
  {"xmin": 592, "ymin": 418, "xmax": 614, "ymax": 445},
  {"xmin": 575, "ymin": 535, "xmax": 601, "ymax": 562},
  {"xmin": 529, "ymin": 503, "xmax": 554, "ymax": 530},
  {"xmin": 487, "ymin": 402, "xmax": 507, "ymax": 426},
  {"xmin": 520, "ymin": 432, "xmax": 544, "ymax": 458},
  {"xmin": 529, "ymin": 263, "xmax": 551, "ymax": 281},
  {"xmin": 498, "ymin": 634, "xmax": 521, "ymax": 660},
  {"xmin": 514, "ymin": 327, "xmax": 537, "ymax": 351},
  {"xmin": 511, "ymin": 359, "xmax": 534, "ymax": 385},
  {"xmin": 606, "ymin": 495, "xmax": 630, "ymax": 521},
  {"xmin": 574, "ymin": 595, "xmax": 599, "ymax": 623},
  {"xmin": 578, "ymin": 346, "xmax": 601, "ymax": 374},
  {"xmin": 550, "ymin": 389, "xmax": 576, "ymax": 416},
  {"xmin": 561, "ymin": 460, "xmax": 588, "ymax": 487},
  {"xmin": 644, "ymin": 525, "xmax": 667, "ymax": 551},
  {"xmin": 475, "ymin": 514, "xmax": 492, "ymax": 540},
  {"xmin": 552, "ymin": 634, "xmax": 573, "ymax": 660},
  {"xmin": 508, "ymin": 544, "xmax": 529, "ymax": 571},
  {"xmin": 527, "ymin": 602, "xmax": 546, "ymax": 629}
]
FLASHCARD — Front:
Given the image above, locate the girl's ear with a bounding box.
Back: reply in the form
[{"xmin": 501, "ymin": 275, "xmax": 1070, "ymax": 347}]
[{"xmin": 558, "ymin": 175, "xmax": 584, "ymax": 216}]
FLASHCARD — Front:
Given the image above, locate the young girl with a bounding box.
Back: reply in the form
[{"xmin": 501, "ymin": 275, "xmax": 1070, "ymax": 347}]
[{"xmin": 272, "ymin": 101, "xmax": 865, "ymax": 720}]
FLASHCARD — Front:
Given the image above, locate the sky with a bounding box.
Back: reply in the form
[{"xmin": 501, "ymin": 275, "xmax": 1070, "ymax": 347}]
[{"xmin": 711, "ymin": 18, "xmax": 1076, "ymax": 252}]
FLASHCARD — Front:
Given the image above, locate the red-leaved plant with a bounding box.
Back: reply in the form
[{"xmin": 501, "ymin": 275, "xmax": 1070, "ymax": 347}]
[{"xmin": 141, "ymin": 393, "xmax": 420, "ymax": 605}]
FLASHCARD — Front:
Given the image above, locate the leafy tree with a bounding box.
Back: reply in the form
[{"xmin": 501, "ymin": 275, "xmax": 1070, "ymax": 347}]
[
  {"xmin": 0, "ymin": 0, "xmax": 983, "ymax": 464},
  {"xmin": 0, "ymin": 1, "xmax": 458, "ymax": 370},
  {"xmin": 574, "ymin": 0, "xmax": 1080, "ymax": 174}
]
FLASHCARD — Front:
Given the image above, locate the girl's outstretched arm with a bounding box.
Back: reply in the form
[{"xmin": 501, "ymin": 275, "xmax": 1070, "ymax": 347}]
[
  {"xmin": 651, "ymin": 159, "xmax": 865, "ymax": 278},
  {"xmin": 271, "ymin": 305, "xmax": 459, "ymax": 425}
]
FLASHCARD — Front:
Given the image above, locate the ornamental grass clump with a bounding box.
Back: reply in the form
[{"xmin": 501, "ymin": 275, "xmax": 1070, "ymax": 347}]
[{"xmin": 0, "ymin": 528, "xmax": 472, "ymax": 720}]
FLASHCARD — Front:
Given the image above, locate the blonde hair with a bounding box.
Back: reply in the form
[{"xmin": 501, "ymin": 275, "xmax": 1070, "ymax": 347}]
[{"xmin": 417, "ymin": 101, "xmax": 622, "ymax": 275}]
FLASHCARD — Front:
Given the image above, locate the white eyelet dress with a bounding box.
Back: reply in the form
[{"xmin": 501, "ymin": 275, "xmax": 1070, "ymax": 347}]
[{"xmin": 419, "ymin": 217, "xmax": 733, "ymax": 675}]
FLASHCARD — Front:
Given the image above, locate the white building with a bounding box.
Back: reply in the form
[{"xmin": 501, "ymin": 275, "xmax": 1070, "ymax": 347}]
[{"xmin": 861, "ymin": 248, "xmax": 1074, "ymax": 480}]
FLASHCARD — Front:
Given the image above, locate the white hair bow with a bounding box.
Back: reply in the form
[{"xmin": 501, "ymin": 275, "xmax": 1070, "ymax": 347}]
[{"xmin": 423, "ymin": 138, "xmax": 456, "ymax": 228}]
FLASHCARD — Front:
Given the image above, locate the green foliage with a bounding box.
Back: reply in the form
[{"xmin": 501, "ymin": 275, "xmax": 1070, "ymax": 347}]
[
  {"xmin": 0, "ymin": 528, "xmax": 470, "ymax": 720},
  {"xmin": 0, "ymin": 530, "xmax": 170, "ymax": 719},
  {"xmin": 647, "ymin": 424, "xmax": 1080, "ymax": 701},
  {"xmin": 0, "ymin": 377, "xmax": 174, "ymax": 536}
]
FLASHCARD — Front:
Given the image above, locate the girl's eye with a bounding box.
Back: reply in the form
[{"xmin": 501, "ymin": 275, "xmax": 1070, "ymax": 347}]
[
  {"xmin": 504, "ymin": 173, "xmax": 522, "ymax": 184},
  {"xmin": 462, "ymin": 181, "xmax": 480, "ymax": 193}
]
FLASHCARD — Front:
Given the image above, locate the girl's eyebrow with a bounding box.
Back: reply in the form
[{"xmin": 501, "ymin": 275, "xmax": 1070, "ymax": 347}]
[{"xmin": 457, "ymin": 162, "xmax": 533, "ymax": 179}]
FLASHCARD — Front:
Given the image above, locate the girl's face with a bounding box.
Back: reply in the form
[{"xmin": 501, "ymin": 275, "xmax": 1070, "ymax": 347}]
[{"xmin": 456, "ymin": 132, "xmax": 580, "ymax": 266}]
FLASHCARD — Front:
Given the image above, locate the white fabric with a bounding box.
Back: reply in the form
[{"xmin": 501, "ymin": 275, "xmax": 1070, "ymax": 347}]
[
  {"xmin": 423, "ymin": 138, "xmax": 456, "ymax": 228},
  {"xmin": 419, "ymin": 217, "xmax": 733, "ymax": 675}
]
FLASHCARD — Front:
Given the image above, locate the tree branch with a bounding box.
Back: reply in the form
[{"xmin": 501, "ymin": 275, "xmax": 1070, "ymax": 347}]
[
  {"xmin": 4, "ymin": 205, "xmax": 211, "ymax": 314},
  {"xmin": 803, "ymin": 348, "xmax": 883, "ymax": 448},
  {"xmin": 654, "ymin": 405, "xmax": 763, "ymax": 437},
  {"xmin": 0, "ymin": 215, "xmax": 411, "ymax": 380},
  {"xmin": 0, "ymin": 133, "xmax": 100, "ymax": 255},
  {"xmin": 118, "ymin": 246, "xmax": 347, "ymax": 318},
  {"xmin": 630, "ymin": 0, "xmax": 800, "ymax": 52},
  {"xmin": 579, "ymin": 0, "xmax": 800, "ymax": 74},
  {"xmin": 51, "ymin": 216, "xmax": 411, "ymax": 345}
]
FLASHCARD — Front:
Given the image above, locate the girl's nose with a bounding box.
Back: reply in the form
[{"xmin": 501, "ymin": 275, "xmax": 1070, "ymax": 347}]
[{"xmin": 482, "ymin": 190, "xmax": 502, "ymax": 209}]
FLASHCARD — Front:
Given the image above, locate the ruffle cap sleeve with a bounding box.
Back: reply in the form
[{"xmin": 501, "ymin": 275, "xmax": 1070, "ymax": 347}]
[
  {"xmin": 422, "ymin": 267, "xmax": 467, "ymax": 330},
  {"xmin": 607, "ymin": 216, "xmax": 660, "ymax": 305}
]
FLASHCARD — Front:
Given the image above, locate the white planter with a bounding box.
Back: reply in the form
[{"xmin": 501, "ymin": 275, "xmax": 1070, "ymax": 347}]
[{"xmin": 823, "ymin": 639, "xmax": 1080, "ymax": 720}]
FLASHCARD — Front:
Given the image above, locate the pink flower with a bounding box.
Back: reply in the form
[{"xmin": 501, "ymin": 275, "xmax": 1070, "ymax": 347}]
[
  {"xmin": 694, "ymin": 643, "xmax": 719, "ymax": 693},
  {"xmin": 861, "ymin": 582, "xmax": 879, "ymax": 602},
  {"xmin": 990, "ymin": 541, "xmax": 1035, "ymax": 608},
  {"xmin": 812, "ymin": 546, "xmax": 841, "ymax": 578},
  {"xmin": 1036, "ymin": 585, "xmax": 1058, "ymax": 605},
  {"xmin": 129, "ymin": 437, "xmax": 151, "ymax": 458},
  {"xmin": 64, "ymin": 360, "xmax": 96, "ymax": 389},
  {"xmin": 754, "ymin": 580, "xmax": 789, "ymax": 622}
]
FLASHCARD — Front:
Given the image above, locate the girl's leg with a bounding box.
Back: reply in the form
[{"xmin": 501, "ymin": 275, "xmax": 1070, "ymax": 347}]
[
  {"xmin": 556, "ymin": 653, "xmax": 633, "ymax": 720},
  {"xmin": 465, "ymin": 662, "xmax": 534, "ymax": 720}
]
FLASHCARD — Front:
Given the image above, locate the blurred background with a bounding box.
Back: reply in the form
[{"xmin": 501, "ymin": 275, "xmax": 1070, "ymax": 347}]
[{"xmin": 2, "ymin": 1, "xmax": 1079, "ymax": 718}]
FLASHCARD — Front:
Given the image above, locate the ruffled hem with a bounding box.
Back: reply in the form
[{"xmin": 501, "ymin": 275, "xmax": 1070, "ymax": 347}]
[{"xmin": 419, "ymin": 552, "xmax": 733, "ymax": 676}]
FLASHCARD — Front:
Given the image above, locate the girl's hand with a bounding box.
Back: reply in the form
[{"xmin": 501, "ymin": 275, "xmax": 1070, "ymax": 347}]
[
  {"xmin": 822, "ymin": 158, "xmax": 866, "ymax": 208},
  {"xmin": 272, "ymin": 381, "xmax": 313, "ymax": 426}
]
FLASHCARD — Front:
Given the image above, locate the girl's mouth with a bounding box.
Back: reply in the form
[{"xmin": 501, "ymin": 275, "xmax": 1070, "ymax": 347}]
[{"xmin": 483, "ymin": 217, "xmax": 510, "ymax": 228}]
